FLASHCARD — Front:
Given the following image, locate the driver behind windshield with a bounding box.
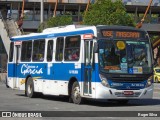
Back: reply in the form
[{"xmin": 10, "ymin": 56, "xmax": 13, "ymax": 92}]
[{"xmin": 106, "ymin": 46, "xmax": 120, "ymax": 66}]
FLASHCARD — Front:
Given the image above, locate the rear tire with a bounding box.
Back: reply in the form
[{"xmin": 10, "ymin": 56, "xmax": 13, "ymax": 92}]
[
  {"xmin": 70, "ymin": 81, "xmax": 82, "ymax": 104},
  {"xmin": 26, "ymin": 77, "xmax": 36, "ymax": 98}
]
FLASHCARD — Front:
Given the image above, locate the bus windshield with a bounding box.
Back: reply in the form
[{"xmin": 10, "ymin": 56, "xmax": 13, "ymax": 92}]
[{"xmin": 98, "ymin": 39, "xmax": 152, "ymax": 74}]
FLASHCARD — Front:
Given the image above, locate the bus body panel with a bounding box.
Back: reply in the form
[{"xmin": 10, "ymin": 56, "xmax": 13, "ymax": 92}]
[{"xmin": 8, "ymin": 62, "xmax": 83, "ymax": 94}]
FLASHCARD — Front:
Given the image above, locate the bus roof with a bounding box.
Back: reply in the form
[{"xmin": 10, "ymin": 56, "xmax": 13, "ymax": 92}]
[
  {"xmin": 10, "ymin": 25, "xmax": 147, "ymax": 42},
  {"xmin": 10, "ymin": 25, "xmax": 95, "ymax": 41}
]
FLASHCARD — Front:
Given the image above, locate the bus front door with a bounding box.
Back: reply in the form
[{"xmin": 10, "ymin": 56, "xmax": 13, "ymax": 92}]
[
  {"xmin": 13, "ymin": 45, "xmax": 20, "ymax": 88},
  {"xmin": 83, "ymin": 40, "xmax": 93, "ymax": 96}
]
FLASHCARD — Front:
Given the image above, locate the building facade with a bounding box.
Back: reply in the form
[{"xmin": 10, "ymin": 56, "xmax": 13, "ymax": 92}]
[{"xmin": 0, "ymin": 0, "xmax": 160, "ymax": 33}]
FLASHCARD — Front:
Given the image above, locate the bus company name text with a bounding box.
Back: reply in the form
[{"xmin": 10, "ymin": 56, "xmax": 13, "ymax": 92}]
[{"xmin": 21, "ymin": 64, "xmax": 43, "ymax": 75}]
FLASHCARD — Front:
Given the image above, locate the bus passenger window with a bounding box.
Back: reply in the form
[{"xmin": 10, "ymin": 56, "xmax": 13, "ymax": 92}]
[
  {"xmin": 56, "ymin": 37, "xmax": 64, "ymax": 61},
  {"xmin": 9, "ymin": 42, "xmax": 14, "ymax": 62},
  {"xmin": 32, "ymin": 39, "xmax": 45, "ymax": 62},
  {"xmin": 64, "ymin": 35, "xmax": 80, "ymax": 61},
  {"xmin": 47, "ymin": 40, "xmax": 53, "ymax": 62},
  {"xmin": 21, "ymin": 41, "xmax": 32, "ymax": 62}
]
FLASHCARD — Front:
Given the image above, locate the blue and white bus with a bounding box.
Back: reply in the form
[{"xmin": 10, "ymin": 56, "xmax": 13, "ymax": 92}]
[{"xmin": 7, "ymin": 25, "xmax": 154, "ymax": 104}]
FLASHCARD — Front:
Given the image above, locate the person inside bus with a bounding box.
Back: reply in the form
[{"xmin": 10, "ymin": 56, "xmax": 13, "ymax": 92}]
[
  {"xmin": 38, "ymin": 54, "xmax": 44, "ymax": 61},
  {"xmin": 106, "ymin": 46, "xmax": 120, "ymax": 66},
  {"xmin": 33, "ymin": 54, "xmax": 38, "ymax": 61},
  {"xmin": 68, "ymin": 50, "xmax": 72, "ymax": 60},
  {"xmin": 67, "ymin": 49, "xmax": 79, "ymax": 61},
  {"xmin": 72, "ymin": 50, "xmax": 79, "ymax": 60}
]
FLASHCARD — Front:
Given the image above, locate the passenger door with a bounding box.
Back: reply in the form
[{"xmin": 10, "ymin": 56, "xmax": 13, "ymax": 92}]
[
  {"xmin": 83, "ymin": 40, "xmax": 93, "ymax": 96},
  {"xmin": 14, "ymin": 42, "xmax": 21, "ymax": 88}
]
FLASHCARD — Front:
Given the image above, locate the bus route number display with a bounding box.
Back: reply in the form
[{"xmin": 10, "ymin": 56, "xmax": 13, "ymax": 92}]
[{"xmin": 101, "ymin": 30, "xmax": 141, "ymax": 39}]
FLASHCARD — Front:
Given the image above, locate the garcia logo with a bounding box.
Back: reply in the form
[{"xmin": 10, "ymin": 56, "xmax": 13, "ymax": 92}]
[{"xmin": 21, "ymin": 64, "xmax": 43, "ymax": 75}]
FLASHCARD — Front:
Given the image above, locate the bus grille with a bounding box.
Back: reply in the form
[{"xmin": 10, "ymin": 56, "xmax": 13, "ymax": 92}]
[
  {"xmin": 115, "ymin": 92, "xmax": 141, "ymax": 97},
  {"xmin": 111, "ymin": 77, "xmax": 145, "ymax": 83}
]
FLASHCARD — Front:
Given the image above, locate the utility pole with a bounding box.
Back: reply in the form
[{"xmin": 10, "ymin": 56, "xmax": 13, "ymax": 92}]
[
  {"xmin": 21, "ymin": 0, "xmax": 25, "ymax": 18},
  {"xmin": 53, "ymin": 0, "xmax": 58, "ymax": 17},
  {"xmin": 40, "ymin": 0, "xmax": 44, "ymax": 23},
  {"xmin": 136, "ymin": 0, "xmax": 153, "ymax": 28},
  {"xmin": 84, "ymin": 0, "xmax": 90, "ymax": 17}
]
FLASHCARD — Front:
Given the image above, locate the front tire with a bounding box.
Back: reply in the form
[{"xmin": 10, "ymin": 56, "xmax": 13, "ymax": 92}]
[
  {"xmin": 71, "ymin": 81, "xmax": 82, "ymax": 104},
  {"xmin": 26, "ymin": 77, "xmax": 36, "ymax": 98}
]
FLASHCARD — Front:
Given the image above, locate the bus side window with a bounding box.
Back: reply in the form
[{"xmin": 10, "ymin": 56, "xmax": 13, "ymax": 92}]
[
  {"xmin": 56, "ymin": 37, "xmax": 64, "ymax": 61},
  {"xmin": 64, "ymin": 35, "xmax": 80, "ymax": 61},
  {"xmin": 32, "ymin": 39, "xmax": 45, "ymax": 62},
  {"xmin": 9, "ymin": 42, "xmax": 14, "ymax": 62},
  {"xmin": 47, "ymin": 40, "xmax": 53, "ymax": 62},
  {"xmin": 21, "ymin": 41, "xmax": 32, "ymax": 62}
]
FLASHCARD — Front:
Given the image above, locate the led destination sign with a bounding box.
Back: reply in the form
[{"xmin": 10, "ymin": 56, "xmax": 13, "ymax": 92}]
[{"xmin": 101, "ymin": 30, "xmax": 144, "ymax": 39}]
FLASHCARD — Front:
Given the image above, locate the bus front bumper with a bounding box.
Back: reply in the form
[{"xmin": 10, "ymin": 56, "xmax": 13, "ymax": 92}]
[{"xmin": 95, "ymin": 83, "xmax": 153, "ymax": 99}]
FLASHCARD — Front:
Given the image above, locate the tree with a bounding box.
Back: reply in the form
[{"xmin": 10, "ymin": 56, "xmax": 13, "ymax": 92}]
[
  {"xmin": 83, "ymin": 0, "xmax": 135, "ymax": 26},
  {"xmin": 38, "ymin": 16, "xmax": 72, "ymax": 32}
]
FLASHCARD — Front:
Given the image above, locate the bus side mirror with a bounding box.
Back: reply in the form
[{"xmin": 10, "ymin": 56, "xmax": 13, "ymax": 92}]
[{"xmin": 93, "ymin": 42, "xmax": 98, "ymax": 53}]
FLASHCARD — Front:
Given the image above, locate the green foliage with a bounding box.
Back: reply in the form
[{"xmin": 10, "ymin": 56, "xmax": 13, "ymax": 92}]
[
  {"xmin": 37, "ymin": 21, "xmax": 48, "ymax": 32},
  {"xmin": 38, "ymin": 16, "xmax": 72, "ymax": 32},
  {"xmin": 83, "ymin": 0, "xmax": 135, "ymax": 26},
  {"xmin": 47, "ymin": 16, "xmax": 72, "ymax": 27},
  {"xmin": 150, "ymin": 35, "xmax": 159, "ymax": 42}
]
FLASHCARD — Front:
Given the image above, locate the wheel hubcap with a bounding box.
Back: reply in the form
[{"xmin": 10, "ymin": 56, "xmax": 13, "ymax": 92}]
[
  {"xmin": 73, "ymin": 86, "xmax": 80, "ymax": 100},
  {"xmin": 28, "ymin": 84, "xmax": 32, "ymax": 94}
]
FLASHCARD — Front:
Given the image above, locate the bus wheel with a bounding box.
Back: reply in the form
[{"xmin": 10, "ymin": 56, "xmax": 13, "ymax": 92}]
[
  {"xmin": 26, "ymin": 77, "xmax": 35, "ymax": 98},
  {"xmin": 71, "ymin": 81, "xmax": 82, "ymax": 104}
]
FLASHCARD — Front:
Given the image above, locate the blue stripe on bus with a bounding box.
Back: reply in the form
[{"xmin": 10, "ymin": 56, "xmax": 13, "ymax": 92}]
[
  {"xmin": 8, "ymin": 63, "xmax": 85, "ymax": 82},
  {"xmin": 10, "ymin": 29, "xmax": 94, "ymax": 41},
  {"xmin": 7, "ymin": 63, "xmax": 147, "ymax": 90}
]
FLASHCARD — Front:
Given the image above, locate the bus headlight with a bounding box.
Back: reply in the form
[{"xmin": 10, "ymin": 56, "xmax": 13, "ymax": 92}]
[
  {"xmin": 145, "ymin": 76, "xmax": 153, "ymax": 88},
  {"xmin": 99, "ymin": 74, "xmax": 110, "ymax": 87}
]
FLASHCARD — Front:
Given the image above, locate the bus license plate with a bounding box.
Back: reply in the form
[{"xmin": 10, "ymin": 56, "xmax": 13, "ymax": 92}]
[{"xmin": 123, "ymin": 91, "xmax": 134, "ymax": 95}]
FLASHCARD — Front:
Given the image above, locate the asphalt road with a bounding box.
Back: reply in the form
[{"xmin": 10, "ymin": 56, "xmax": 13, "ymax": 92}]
[{"xmin": 0, "ymin": 81, "xmax": 160, "ymax": 120}]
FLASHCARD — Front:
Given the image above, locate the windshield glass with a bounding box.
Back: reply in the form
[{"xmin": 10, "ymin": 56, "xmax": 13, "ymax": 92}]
[{"xmin": 98, "ymin": 39, "xmax": 152, "ymax": 74}]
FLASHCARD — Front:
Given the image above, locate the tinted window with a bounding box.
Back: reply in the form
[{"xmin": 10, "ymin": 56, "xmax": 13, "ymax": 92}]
[
  {"xmin": 21, "ymin": 41, "xmax": 32, "ymax": 62},
  {"xmin": 32, "ymin": 39, "xmax": 45, "ymax": 62},
  {"xmin": 9, "ymin": 42, "xmax": 14, "ymax": 62},
  {"xmin": 64, "ymin": 35, "xmax": 81, "ymax": 61},
  {"xmin": 56, "ymin": 37, "xmax": 64, "ymax": 61},
  {"xmin": 47, "ymin": 40, "xmax": 53, "ymax": 62}
]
